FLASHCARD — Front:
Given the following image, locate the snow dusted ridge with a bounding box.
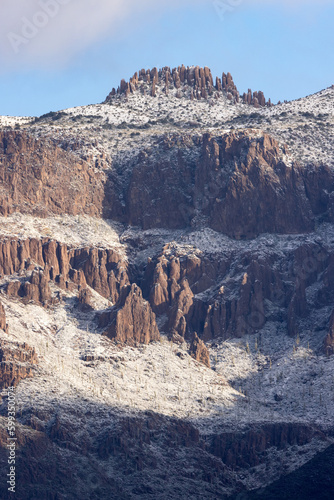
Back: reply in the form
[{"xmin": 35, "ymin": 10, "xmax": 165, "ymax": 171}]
[
  {"xmin": 1, "ymin": 298, "xmax": 236, "ymax": 423},
  {"xmin": 2, "ymin": 214, "xmax": 334, "ymax": 266},
  {"xmin": 0, "ymin": 116, "xmax": 33, "ymax": 127},
  {"xmin": 2, "ymin": 84, "xmax": 333, "ymax": 170},
  {"xmin": 0, "ymin": 214, "xmax": 125, "ymax": 255}
]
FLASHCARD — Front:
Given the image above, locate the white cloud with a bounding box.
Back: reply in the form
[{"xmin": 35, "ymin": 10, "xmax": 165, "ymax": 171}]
[
  {"xmin": 1, "ymin": 0, "xmax": 199, "ymax": 69},
  {"xmin": 0, "ymin": 0, "xmax": 331, "ymax": 70}
]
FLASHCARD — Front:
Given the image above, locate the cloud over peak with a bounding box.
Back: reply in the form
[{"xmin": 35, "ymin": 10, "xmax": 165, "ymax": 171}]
[{"xmin": 0, "ymin": 0, "xmax": 331, "ymax": 70}]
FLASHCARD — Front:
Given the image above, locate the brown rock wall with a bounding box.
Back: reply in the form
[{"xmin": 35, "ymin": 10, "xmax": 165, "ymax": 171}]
[
  {"xmin": 101, "ymin": 284, "xmax": 160, "ymax": 345},
  {"xmin": 0, "ymin": 340, "xmax": 38, "ymax": 390},
  {"xmin": 144, "ymin": 238, "xmax": 334, "ymax": 343},
  {"xmin": 0, "ymin": 238, "xmax": 129, "ymax": 304},
  {"xmin": 0, "ymin": 131, "xmax": 110, "ymax": 218}
]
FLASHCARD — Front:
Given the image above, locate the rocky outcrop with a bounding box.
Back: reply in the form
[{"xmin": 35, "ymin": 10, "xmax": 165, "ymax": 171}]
[
  {"xmin": 190, "ymin": 333, "xmax": 210, "ymax": 368},
  {"xmin": 126, "ymin": 131, "xmax": 333, "ymax": 238},
  {"xmin": 101, "ymin": 284, "xmax": 160, "ymax": 345},
  {"xmin": 0, "ymin": 237, "xmax": 130, "ymax": 304},
  {"xmin": 5, "ymin": 268, "xmax": 59, "ymax": 307},
  {"xmin": 1, "ymin": 130, "xmax": 334, "ymax": 241},
  {"xmin": 222, "ymin": 71, "xmax": 239, "ymax": 103},
  {"xmin": 211, "ymin": 423, "xmax": 325, "ymax": 469},
  {"xmin": 126, "ymin": 134, "xmax": 197, "ymax": 230},
  {"xmin": 199, "ymin": 132, "xmax": 315, "ymax": 238},
  {"xmin": 0, "ymin": 340, "xmax": 37, "ymax": 389},
  {"xmin": 105, "ymin": 65, "xmax": 270, "ymax": 106},
  {"xmin": 77, "ymin": 287, "xmax": 95, "ymax": 312},
  {"xmin": 200, "ymin": 260, "xmax": 269, "ymax": 341},
  {"xmin": 142, "ymin": 239, "xmax": 334, "ymax": 343},
  {"xmin": 242, "ymin": 89, "xmax": 269, "ymax": 107},
  {"xmin": 0, "ymin": 131, "xmax": 114, "ymax": 218},
  {"xmin": 0, "ymin": 409, "xmax": 325, "ymax": 500},
  {"xmin": 144, "ymin": 246, "xmax": 227, "ymax": 334},
  {"xmin": 0, "ymin": 301, "xmax": 8, "ymax": 333},
  {"xmin": 69, "ymin": 246, "xmax": 129, "ymax": 303},
  {"xmin": 146, "ymin": 247, "xmax": 272, "ymax": 341},
  {"xmin": 167, "ymin": 279, "xmax": 194, "ymax": 338}
]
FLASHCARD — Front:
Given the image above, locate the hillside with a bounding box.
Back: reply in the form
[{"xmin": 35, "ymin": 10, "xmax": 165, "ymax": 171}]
[{"xmin": 0, "ymin": 65, "xmax": 333, "ymax": 499}]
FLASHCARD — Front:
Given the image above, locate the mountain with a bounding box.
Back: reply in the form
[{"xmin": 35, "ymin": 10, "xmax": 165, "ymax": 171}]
[{"xmin": 0, "ymin": 65, "xmax": 333, "ymax": 499}]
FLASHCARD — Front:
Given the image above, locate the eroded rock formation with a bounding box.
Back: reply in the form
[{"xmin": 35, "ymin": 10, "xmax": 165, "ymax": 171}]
[
  {"xmin": 126, "ymin": 131, "xmax": 334, "ymax": 238},
  {"xmin": 0, "ymin": 340, "xmax": 37, "ymax": 389},
  {"xmin": 105, "ymin": 65, "xmax": 270, "ymax": 106},
  {"xmin": 211, "ymin": 423, "xmax": 325, "ymax": 469},
  {"xmin": 0, "ymin": 237, "xmax": 129, "ymax": 304},
  {"xmin": 101, "ymin": 284, "xmax": 160, "ymax": 345},
  {"xmin": 190, "ymin": 333, "xmax": 210, "ymax": 368},
  {"xmin": 0, "ymin": 411, "xmax": 325, "ymax": 500},
  {"xmin": 142, "ymin": 239, "xmax": 334, "ymax": 344},
  {"xmin": 1, "ymin": 130, "xmax": 334, "ymax": 242},
  {"xmin": 5, "ymin": 269, "xmax": 54, "ymax": 307},
  {"xmin": 77, "ymin": 287, "xmax": 95, "ymax": 312}
]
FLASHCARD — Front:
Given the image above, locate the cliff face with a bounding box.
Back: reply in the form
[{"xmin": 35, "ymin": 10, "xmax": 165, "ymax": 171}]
[
  {"xmin": 142, "ymin": 239, "xmax": 332, "ymax": 346},
  {"xmin": 0, "ymin": 339, "xmax": 37, "ymax": 390},
  {"xmin": 0, "ymin": 301, "xmax": 7, "ymax": 333},
  {"xmin": 210, "ymin": 423, "xmax": 325, "ymax": 469},
  {"xmin": 126, "ymin": 131, "xmax": 333, "ymax": 238},
  {"xmin": 0, "ymin": 229, "xmax": 332, "ymax": 350},
  {"xmin": 0, "ymin": 237, "xmax": 129, "ymax": 304},
  {"xmin": 190, "ymin": 333, "xmax": 210, "ymax": 368},
  {"xmin": 0, "ymin": 138, "xmax": 333, "ymax": 349},
  {"xmin": 1, "ymin": 129, "xmax": 333, "ymax": 240},
  {"xmin": 0, "ymin": 410, "xmax": 326, "ymax": 500},
  {"xmin": 0, "ymin": 131, "xmax": 113, "ymax": 218}
]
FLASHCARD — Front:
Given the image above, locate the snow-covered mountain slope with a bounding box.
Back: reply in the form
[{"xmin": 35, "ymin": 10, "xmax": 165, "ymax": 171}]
[
  {"xmin": 0, "ymin": 287, "xmax": 332, "ymax": 499},
  {"xmin": 0, "ymin": 67, "xmax": 334, "ymax": 499},
  {"xmin": 7, "ymin": 82, "xmax": 333, "ymax": 170},
  {"xmin": 0, "ymin": 116, "xmax": 31, "ymax": 128}
]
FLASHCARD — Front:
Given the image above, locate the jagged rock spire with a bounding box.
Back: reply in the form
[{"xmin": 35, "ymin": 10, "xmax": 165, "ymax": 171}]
[{"xmin": 104, "ymin": 65, "xmax": 271, "ymax": 107}]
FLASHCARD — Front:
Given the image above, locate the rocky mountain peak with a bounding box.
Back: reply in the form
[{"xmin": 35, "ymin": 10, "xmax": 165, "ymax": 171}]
[
  {"xmin": 0, "ymin": 63, "xmax": 334, "ymax": 500},
  {"xmin": 104, "ymin": 64, "xmax": 271, "ymax": 107}
]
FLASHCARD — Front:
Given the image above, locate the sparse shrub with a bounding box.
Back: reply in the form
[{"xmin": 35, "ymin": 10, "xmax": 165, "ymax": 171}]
[
  {"xmin": 249, "ymin": 112, "xmax": 262, "ymax": 120},
  {"xmin": 34, "ymin": 111, "xmax": 66, "ymax": 122}
]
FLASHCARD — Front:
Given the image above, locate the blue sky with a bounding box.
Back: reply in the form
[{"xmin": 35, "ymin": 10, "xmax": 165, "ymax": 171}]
[{"xmin": 0, "ymin": 0, "xmax": 333, "ymax": 117}]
